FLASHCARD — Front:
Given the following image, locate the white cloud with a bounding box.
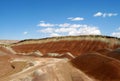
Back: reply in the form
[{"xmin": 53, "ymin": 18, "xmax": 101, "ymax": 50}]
[
  {"xmin": 108, "ymin": 13, "xmax": 118, "ymax": 17},
  {"xmin": 38, "ymin": 28, "xmax": 54, "ymax": 33},
  {"xmin": 55, "ymin": 27, "xmax": 76, "ymax": 33},
  {"xmin": 58, "ymin": 23, "xmax": 70, "ymax": 27},
  {"xmin": 23, "ymin": 32, "xmax": 28, "ymax": 35},
  {"xmin": 67, "ymin": 17, "xmax": 84, "ymax": 21},
  {"xmin": 111, "ymin": 32, "xmax": 120, "ymax": 38},
  {"xmin": 70, "ymin": 24, "xmax": 87, "ymax": 28},
  {"xmin": 38, "ymin": 22, "xmax": 101, "ymax": 37},
  {"xmin": 111, "ymin": 27, "xmax": 120, "ymax": 38},
  {"xmin": 94, "ymin": 12, "xmax": 118, "ymax": 17},
  {"xmin": 58, "ymin": 23, "xmax": 82, "ymax": 28},
  {"xmin": 68, "ymin": 26, "xmax": 101, "ymax": 36},
  {"xmin": 50, "ymin": 33, "xmax": 60, "ymax": 37},
  {"xmin": 70, "ymin": 24, "xmax": 80, "ymax": 28},
  {"xmin": 37, "ymin": 22, "xmax": 55, "ymax": 27},
  {"xmin": 94, "ymin": 12, "xmax": 103, "ymax": 17}
]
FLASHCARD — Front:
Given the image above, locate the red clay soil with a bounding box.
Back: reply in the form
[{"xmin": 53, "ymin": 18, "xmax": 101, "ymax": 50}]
[
  {"xmin": 104, "ymin": 48, "xmax": 120, "ymax": 61},
  {"xmin": 71, "ymin": 52, "xmax": 120, "ymax": 81},
  {"xmin": 96, "ymin": 48, "xmax": 112, "ymax": 55},
  {"xmin": 11, "ymin": 40, "xmax": 120, "ymax": 56}
]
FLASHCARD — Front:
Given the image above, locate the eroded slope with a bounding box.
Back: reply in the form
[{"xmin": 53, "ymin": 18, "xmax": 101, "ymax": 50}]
[
  {"xmin": 71, "ymin": 52, "xmax": 120, "ymax": 81},
  {"xmin": 1, "ymin": 35, "xmax": 120, "ymax": 81},
  {"xmin": 11, "ymin": 35, "xmax": 120, "ymax": 57}
]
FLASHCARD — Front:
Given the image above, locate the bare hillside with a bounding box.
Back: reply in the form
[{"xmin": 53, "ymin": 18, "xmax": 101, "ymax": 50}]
[{"xmin": 0, "ymin": 35, "xmax": 120, "ymax": 81}]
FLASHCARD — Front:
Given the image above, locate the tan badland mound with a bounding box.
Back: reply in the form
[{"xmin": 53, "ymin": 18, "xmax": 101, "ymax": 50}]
[
  {"xmin": 0, "ymin": 46, "xmax": 28, "ymax": 79},
  {"xmin": 0, "ymin": 46, "xmax": 16, "ymax": 55},
  {"xmin": 0, "ymin": 57, "xmax": 96, "ymax": 81},
  {"xmin": 71, "ymin": 52, "xmax": 120, "ymax": 81}
]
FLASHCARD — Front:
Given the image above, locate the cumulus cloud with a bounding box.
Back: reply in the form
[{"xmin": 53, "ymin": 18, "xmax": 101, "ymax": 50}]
[
  {"xmin": 58, "ymin": 23, "xmax": 70, "ymax": 27},
  {"xmin": 38, "ymin": 22, "xmax": 101, "ymax": 37},
  {"xmin": 111, "ymin": 27, "xmax": 120, "ymax": 38},
  {"xmin": 94, "ymin": 12, "xmax": 103, "ymax": 17},
  {"xmin": 37, "ymin": 22, "xmax": 55, "ymax": 27},
  {"xmin": 50, "ymin": 33, "xmax": 60, "ymax": 37},
  {"xmin": 55, "ymin": 27, "xmax": 76, "ymax": 33},
  {"xmin": 69, "ymin": 24, "xmax": 82, "ymax": 28},
  {"xmin": 39, "ymin": 28, "xmax": 54, "ymax": 33},
  {"xmin": 23, "ymin": 32, "xmax": 28, "ymax": 35},
  {"xmin": 68, "ymin": 27, "xmax": 101, "ymax": 36},
  {"xmin": 111, "ymin": 32, "xmax": 120, "ymax": 38},
  {"xmin": 94, "ymin": 12, "xmax": 118, "ymax": 17},
  {"xmin": 67, "ymin": 17, "xmax": 84, "ymax": 21}
]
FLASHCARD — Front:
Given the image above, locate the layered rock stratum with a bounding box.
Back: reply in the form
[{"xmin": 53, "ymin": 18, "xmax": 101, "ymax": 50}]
[{"xmin": 0, "ymin": 35, "xmax": 120, "ymax": 81}]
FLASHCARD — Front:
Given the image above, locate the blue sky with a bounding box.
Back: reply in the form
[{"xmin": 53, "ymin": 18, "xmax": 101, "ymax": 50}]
[{"xmin": 0, "ymin": 0, "xmax": 120, "ymax": 39}]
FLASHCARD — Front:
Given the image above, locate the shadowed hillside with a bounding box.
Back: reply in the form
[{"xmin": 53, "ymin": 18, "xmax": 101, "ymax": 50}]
[{"xmin": 71, "ymin": 52, "xmax": 120, "ymax": 81}]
